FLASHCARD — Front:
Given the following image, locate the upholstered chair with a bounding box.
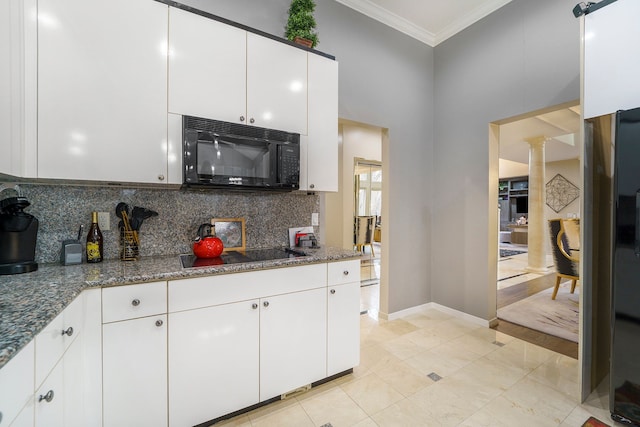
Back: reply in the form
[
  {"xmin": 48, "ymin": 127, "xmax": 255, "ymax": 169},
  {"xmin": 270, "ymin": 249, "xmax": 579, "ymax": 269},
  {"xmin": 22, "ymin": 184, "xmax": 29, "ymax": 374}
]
[{"xmin": 548, "ymin": 219, "xmax": 580, "ymax": 300}]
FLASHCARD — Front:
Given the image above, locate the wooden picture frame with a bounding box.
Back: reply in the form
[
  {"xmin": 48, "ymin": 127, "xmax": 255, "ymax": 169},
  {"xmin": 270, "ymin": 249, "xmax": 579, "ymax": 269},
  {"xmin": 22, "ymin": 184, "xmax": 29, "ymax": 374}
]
[{"xmin": 211, "ymin": 217, "xmax": 246, "ymax": 252}]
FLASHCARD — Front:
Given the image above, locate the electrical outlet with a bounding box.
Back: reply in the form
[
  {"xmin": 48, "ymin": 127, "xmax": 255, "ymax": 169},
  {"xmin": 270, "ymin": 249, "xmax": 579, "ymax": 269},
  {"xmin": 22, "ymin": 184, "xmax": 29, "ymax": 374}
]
[
  {"xmin": 311, "ymin": 212, "xmax": 319, "ymax": 226},
  {"xmin": 97, "ymin": 212, "xmax": 110, "ymax": 231}
]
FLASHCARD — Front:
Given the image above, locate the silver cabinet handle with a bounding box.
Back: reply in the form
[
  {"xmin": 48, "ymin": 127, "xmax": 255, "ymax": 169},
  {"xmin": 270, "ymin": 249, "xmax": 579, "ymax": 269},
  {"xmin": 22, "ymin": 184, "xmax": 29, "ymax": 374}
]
[
  {"xmin": 263, "ymin": 301, "xmax": 269, "ymax": 308},
  {"xmin": 330, "ymin": 289, "xmax": 336, "ymax": 294},
  {"xmin": 0, "ymin": 410, "xmax": 3, "ymax": 423},
  {"xmin": 239, "ymin": 116, "xmax": 245, "ymax": 122},
  {"xmin": 155, "ymin": 319, "xmax": 163, "ymax": 327},
  {"xmin": 158, "ymin": 174, "xmax": 165, "ymax": 181},
  {"xmin": 39, "ymin": 390, "xmax": 54, "ymax": 403},
  {"xmin": 61, "ymin": 327, "xmax": 74, "ymax": 337},
  {"xmin": 309, "ymin": 184, "xmax": 315, "ymax": 189},
  {"xmin": 252, "ymin": 303, "xmax": 258, "ymax": 309},
  {"xmin": 132, "ymin": 299, "xmax": 140, "ymax": 307},
  {"xmin": 343, "ymin": 270, "xmax": 349, "ymax": 276},
  {"xmin": 250, "ymin": 118, "xmax": 255, "ymax": 124}
]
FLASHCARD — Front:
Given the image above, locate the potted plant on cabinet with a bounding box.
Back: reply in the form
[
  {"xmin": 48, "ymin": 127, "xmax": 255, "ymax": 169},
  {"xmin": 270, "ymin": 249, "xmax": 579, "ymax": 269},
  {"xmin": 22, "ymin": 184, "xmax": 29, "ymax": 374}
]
[{"xmin": 285, "ymin": 0, "xmax": 319, "ymax": 48}]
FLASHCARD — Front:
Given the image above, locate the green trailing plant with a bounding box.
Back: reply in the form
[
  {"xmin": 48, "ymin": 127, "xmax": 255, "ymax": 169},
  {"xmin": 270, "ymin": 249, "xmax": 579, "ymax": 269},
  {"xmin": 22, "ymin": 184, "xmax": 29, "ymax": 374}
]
[{"xmin": 285, "ymin": 0, "xmax": 319, "ymax": 48}]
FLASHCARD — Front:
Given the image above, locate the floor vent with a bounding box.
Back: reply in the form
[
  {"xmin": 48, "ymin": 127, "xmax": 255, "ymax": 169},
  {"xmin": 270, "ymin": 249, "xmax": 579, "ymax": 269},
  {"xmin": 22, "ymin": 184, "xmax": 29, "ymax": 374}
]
[
  {"xmin": 493, "ymin": 341, "xmax": 506, "ymax": 347},
  {"xmin": 427, "ymin": 372, "xmax": 442, "ymax": 382},
  {"xmin": 281, "ymin": 384, "xmax": 311, "ymax": 400}
]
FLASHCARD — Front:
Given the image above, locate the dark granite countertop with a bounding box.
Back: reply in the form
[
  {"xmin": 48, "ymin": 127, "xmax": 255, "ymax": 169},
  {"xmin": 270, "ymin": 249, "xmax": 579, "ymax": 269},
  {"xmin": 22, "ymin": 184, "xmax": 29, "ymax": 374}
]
[{"xmin": 0, "ymin": 247, "xmax": 360, "ymax": 370}]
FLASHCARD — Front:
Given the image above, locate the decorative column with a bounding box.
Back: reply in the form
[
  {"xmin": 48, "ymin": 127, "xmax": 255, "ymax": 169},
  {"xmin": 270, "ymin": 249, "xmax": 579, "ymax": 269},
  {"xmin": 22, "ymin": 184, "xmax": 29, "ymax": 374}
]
[{"xmin": 525, "ymin": 136, "xmax": 548, "ymax": 273}]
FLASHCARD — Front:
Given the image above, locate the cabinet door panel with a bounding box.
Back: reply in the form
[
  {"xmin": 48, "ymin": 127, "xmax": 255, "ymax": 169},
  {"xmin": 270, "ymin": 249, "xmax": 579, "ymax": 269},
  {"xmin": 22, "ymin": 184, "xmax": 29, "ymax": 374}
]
[
  {"xmin": 247, "ymin": 34, "xmax": 307, "ymax": 134},
  {"xmin": 306, "ymin": 54, "xmax": 338, "ymax": 191},
  {"xmin": 103, "ymin": 315, "xmax": 167, "ymax": 427},
  {"xmin": 168, "ymin": 7, "xmax": 246, "ymax": 123},
  {"xmin": 0, "ymin": 341, "xmax": 34, "ymax": 427},
  {"xmin": 328, "ymin": 282, "xmax": 360, "ymax": 376},
  {"xmin": 260, "ymin": 288, "xmax": 326, "ymax": 400},
  {"xmin": 37, "ymin": 0, "xmax": 168, "ymax": 183},
  {"xmin": 34, "ymin": 359, "xmax": 64, "ymax": 427},
  {"xmin": 168, "ymin": 300, "xmax": 259, "ymax": 426}
]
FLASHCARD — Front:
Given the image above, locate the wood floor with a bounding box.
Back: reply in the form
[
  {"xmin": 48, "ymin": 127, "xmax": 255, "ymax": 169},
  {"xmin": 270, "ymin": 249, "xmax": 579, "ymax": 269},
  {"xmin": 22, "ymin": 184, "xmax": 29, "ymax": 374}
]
[{"xmin": 493, "ymin": 272, "xmax": 579, "ymax": 359}]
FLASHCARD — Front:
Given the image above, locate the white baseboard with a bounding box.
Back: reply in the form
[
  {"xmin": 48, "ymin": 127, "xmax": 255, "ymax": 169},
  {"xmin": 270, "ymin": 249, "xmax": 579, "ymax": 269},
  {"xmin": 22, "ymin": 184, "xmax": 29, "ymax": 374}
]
[{"xmin": 386, "ymin": 302, "xmax": 494, "ymax": 328}]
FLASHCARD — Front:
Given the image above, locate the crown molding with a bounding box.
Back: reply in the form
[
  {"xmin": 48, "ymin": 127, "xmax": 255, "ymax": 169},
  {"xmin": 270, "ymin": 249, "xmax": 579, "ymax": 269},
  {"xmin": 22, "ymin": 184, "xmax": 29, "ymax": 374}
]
[
  {"xmin": 435, "ymin": 0, "xmax": 512, "ymax": 45},
  {"xmin": 334, "ymin": 0, "xmax": 512, "ymax": 47},
  {"xmin": 334, "ymin": 0, "xmax": 436, "ymax": 46}
]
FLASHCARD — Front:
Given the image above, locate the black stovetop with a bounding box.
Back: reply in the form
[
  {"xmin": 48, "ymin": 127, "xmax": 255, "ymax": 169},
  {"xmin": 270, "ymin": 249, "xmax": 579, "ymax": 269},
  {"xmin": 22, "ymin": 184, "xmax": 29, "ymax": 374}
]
[{"xmin": 180, "ymin": 248, "xmax": 307, "ymax": 269}]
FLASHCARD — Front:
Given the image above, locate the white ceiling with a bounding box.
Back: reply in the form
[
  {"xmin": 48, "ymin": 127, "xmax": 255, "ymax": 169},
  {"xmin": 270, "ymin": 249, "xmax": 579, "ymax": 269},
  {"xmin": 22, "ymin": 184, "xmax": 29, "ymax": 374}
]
[
  {"xmin": 499, "ymin": 106, "xmax": 582, "ymax": 165},
  {"xmin": 335, "ymin": 0, "xmax": 513, "ymax": 46}
]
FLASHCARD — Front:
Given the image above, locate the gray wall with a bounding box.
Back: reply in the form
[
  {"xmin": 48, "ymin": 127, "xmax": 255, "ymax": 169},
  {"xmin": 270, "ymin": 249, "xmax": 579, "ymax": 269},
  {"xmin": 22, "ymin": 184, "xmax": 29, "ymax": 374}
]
[
  {"xmin": 180, "ymin": 0, "xmax": 435, "ymax": 314},
  {"xmin": 432, "ymin": 0, "xmax": 580, "ymax": 319}
]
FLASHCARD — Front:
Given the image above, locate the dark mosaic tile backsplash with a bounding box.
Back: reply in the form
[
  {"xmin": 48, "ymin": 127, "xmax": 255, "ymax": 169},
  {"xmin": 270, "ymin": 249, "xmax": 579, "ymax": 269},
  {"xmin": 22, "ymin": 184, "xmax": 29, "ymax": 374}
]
[{"xmin": 11, "ymin": 184, "xmax": 319, "ymax": 263}]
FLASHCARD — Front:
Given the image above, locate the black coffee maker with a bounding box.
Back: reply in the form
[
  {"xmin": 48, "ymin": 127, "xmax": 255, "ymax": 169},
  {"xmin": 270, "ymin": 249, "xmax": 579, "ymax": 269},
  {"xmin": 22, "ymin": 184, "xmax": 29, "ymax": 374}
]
[{"xmin": 0, "ymin": 188, "xmax": 38, "ymax": 275}]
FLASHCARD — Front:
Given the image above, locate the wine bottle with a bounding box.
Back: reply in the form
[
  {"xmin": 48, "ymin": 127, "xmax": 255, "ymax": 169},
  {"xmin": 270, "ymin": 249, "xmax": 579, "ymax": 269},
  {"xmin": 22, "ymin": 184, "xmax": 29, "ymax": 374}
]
[{"xmin": 86, "ymin": 211, "xmax": 104, "ymax": 263}]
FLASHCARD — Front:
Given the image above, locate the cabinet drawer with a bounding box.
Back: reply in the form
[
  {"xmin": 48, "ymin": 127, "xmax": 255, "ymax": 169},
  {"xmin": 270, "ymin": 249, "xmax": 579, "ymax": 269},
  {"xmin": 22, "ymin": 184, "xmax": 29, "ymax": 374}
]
[
  {"xmin": 102, "ymin": 281, "xmax": 167, "ymax": 323},
  {"xmin": 35, "ymin": 293, "xmax": 83, "ymax": 388},
  {"xmin": 327, "ymin": 260, "xmax": 360, "ymax": 286},
  {"xmin": 169, "ymin": 264, "xmax": 327, "ymax": 313},
  {"xmin": 0, "ymin": 341, "xmax": 34, "ymax": 427}
]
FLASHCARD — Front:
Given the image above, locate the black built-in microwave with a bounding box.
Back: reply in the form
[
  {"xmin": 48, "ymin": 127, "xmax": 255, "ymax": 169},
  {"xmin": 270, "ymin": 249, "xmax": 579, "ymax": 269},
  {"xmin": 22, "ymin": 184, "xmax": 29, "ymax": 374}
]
[{"xmin": 182, "ymin": 116, "xmax": 300, "ymax": 191}]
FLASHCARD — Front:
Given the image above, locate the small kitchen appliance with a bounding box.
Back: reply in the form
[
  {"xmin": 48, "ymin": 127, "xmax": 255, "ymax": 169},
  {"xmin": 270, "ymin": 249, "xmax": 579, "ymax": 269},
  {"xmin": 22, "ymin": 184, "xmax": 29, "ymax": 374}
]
[
  {"xmin": 192, "ymin": 223, "xmax": 224, "ymax": 258},
  {"xmin": 0, "ymin": 188, "xmax": 39, "ymax": 275},
  {"xmin": 182, "ymin": 116, "xmax": 300, "ymax": 191}
]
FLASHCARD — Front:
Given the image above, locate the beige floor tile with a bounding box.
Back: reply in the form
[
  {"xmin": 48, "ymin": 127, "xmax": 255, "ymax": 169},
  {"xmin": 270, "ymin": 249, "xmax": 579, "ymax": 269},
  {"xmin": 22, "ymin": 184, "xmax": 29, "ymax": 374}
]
[
  {"xmin": 528, "ymin": 354, "xmax": 580, "ymax": 400},
  {"xmin": 422, "ymin": 308, "xmax": 454, "ymax": 321},
  {"xmin": 408, "ymin": 381, "xmax": 486, "ymax": 427},
  {"xmin": 458, "ymin": 409, "xmax": 515, "ymax": 427},
  {"xmin": 449, "ymin": 356, "xmax": 529, "ymax": 394},
  {"xmin": 360, "ymin": 323, "xmax": 400, "ymax": 347},
  {"xmin": 248, "ymin": 401, "xmax": 314, "ymax": 427},
  {"xmin": 484, "ymin": 337, "xmax": 555, "ymax": 372},
  {"xmin": 446, "ymin": 333, "xmax": 502, "ymax": 358},
  {"xmin": 427, "ymin": 341, "xmax": 481, "ymax": 368},
  {"xmin": 352, "ymin": 418, "xmax": 379, "ymax": 427},
  {"xmin": 375, "ymin": 360, "xmax": 435, "ymax": 397},
  {"xmin": 380, "ymin": 334, "xmax": 428, "ymax": 360},
  {"xmin": 431, "ymin": 318, "xmax": 481, "ymax": 341},
  {"xmin": 560, "ymin": 405, "xmax": 615, "ymax": 427},
  {"xmin": 404, "ymin": 346, "xmax": 471, "ymax": 378},
  {"xmin": 404, "ymin": 314, "xmax": 443, "ymax": 330},
  {"xmin": 297, "ymin": 387, "xmax": 369, "ymax": 427},
  {"xmin": 340, "ymin": 373, "xmax": 404, "ymax": 416},
  {"xmin": 372, "ymin": 398, "xmax": 443, "ymax": 426},
  {"xmin": 380, "ymin": 319, "xmax": 420, "ymax": 336},
  {"xmin": 467, "ymin": 326, "xmax": 516, "ymax": 345},
  {"xmin": 478, "ymin": 376, "xmax": 578, "ymax": 427},
  {"xmin": 403, "ymin": 329, "xmax": 445, "ymax": 350},
  {"xmin": 359, "ymin": 343, "xmax": 403, "ymax": 372}
]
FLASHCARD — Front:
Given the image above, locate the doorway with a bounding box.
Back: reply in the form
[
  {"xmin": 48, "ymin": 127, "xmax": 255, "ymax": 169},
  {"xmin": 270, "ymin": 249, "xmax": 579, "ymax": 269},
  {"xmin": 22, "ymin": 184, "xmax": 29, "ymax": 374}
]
[
  {"xmin": 490, "ymin": 101, "xmax": 582, "ymax": 359},
  {"xmin": 354, "ymin": 158, "xmax": 382, "ymax": 285}
]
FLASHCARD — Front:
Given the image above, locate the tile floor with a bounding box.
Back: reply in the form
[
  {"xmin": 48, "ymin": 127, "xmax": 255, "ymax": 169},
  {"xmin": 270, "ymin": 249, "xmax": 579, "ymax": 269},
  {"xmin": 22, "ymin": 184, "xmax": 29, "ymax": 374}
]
[{"xmin": 215, "ymin": 307, "xmax": 617, "ymax": 427}]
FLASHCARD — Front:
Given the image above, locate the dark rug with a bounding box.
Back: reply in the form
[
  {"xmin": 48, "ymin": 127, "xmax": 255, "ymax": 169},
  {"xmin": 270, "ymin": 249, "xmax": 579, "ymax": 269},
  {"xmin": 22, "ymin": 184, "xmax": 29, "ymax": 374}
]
[{"xmin": 500, "ymin": 249, "xmax": 527, "ymax": 258}]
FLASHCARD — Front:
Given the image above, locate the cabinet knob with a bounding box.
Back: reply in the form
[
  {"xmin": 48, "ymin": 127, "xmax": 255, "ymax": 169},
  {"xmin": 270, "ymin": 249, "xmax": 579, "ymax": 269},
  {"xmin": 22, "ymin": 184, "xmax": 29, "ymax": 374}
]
[
  {"xmin": 252, "ymin": 303, "xmax": 258, "ymax": 309},
  {"xmin": 309, "ymin": 184, "xmax": 315, "ymax": 189},
  {"xmin": 239, "ymin": 115, "xmax": 245, "ymax": 122},
  {"xmin": 61, "ymin": 327, "xmax": 74, "ymax": 337},
  {"xmin": 330, "ymin": 289, "xmax": 336, "ymax": 294},
  {"xmin": 343, "ymin": 270, "xmax": 349, "ymax": 276},
  {"xmin": 155, "ymin": 319, "xmax": 164, "ymax": 327},
  {"xmin": 250, "ymin": 118, "xmax": 255, "ymax": 124},
  {"xmin": 158, "ymin": 174, "xmax": 165, "ymax": 181},
  {"xmin": 0, "ymin": 410, "xmax": 3, "ymax": 424},
  {"xmin": 38, "ymin": 390, "xmax": 55, "ymax": 403},
  {"xmin": 132, "ymin": 299, "xmax": 140, "ymax": 306},
  {"xmin": 263, "ymin": 301, "xmax": 269, "ymax": 308}
]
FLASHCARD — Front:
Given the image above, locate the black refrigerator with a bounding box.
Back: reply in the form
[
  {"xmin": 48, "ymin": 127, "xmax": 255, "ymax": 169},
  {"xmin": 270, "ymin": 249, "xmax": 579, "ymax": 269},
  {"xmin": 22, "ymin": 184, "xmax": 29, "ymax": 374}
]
[{"xmin": 611, "ymin": 107, "xmax": 640, "ymax": 425}]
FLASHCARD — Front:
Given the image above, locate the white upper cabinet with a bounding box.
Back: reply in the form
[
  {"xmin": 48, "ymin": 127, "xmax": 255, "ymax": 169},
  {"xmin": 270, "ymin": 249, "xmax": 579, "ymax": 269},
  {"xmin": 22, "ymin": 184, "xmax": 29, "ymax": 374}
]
[
  {"xmin": 247, "ymin": 33, "xmax": 308, "ymax": 134},
  {"xmin": 583, "ymin": 0, "xmax": 640, "ymax": 119},
  {"xmin": 168, "ymin": 8, "xmax": 247, "ymax": 124},
  {"xmin": 302, "ymin": 53, "xmax": 339, "ymax": 192},
  {"xmin": 37, "ymin": 0, "xmax": 169, "ymax": 184}
]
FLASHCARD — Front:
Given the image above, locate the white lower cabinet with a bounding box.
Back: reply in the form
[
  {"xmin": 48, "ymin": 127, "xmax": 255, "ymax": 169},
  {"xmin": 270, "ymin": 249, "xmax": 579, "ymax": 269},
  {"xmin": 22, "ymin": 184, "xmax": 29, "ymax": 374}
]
[
  {"xmin": 168, "ymin": 300, "xmax": 260, "ymax": 426},
  {"xmin": 327, "ymin": 281, "xmax": 361, "ymax": 376},
  {"xmin": 34, "ymin": 359, "xmax": 63, "ymax": 427},
  {"xmin": 102, "ymin": 315, "xmax": 167, "ymax": 427},
  {"xmin": 259, "ymin": 288, "xmax": 327, "ymax": 400}
]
